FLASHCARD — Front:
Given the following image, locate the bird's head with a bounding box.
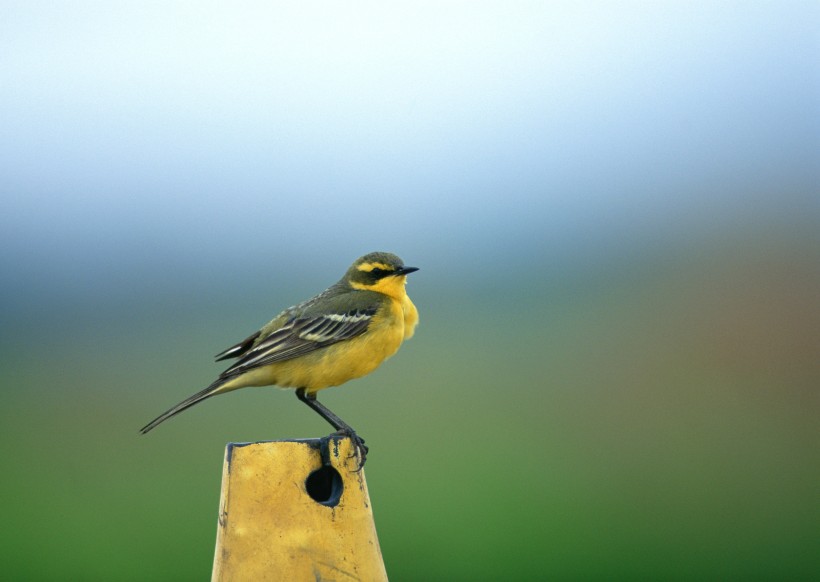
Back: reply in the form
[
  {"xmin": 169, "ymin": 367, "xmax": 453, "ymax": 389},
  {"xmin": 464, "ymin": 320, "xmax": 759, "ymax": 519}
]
[{"xmin": 344, "ymin": 252, "xmax": 419, "ymax": 298}]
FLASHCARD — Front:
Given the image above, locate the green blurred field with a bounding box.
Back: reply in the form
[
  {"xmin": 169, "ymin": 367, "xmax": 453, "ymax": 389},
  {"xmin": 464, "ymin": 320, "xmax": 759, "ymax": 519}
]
[{"xmin": 0, "ymin": 227, "xmax": 817, "ymax": 580}]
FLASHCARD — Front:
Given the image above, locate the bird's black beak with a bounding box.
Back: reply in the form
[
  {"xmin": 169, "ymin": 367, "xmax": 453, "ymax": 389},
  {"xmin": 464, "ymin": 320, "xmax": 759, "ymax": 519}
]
[{"xmin": 395, "ymin": 266, "xmax": 419, "ymax": 276}]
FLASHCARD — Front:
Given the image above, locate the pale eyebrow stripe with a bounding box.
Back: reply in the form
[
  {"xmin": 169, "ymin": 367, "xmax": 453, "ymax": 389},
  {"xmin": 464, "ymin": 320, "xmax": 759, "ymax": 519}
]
[{"xmin": 356, "ymin": 262, "xmax": 393, "ymax": 272}]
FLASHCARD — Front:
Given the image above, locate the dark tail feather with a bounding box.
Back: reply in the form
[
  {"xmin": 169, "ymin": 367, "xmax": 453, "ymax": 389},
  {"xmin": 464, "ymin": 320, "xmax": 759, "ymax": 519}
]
[
  {"xmin": 214, "ymin": 330, "xmax": 261, "ymax": 361},
  {"xmin": 140, "ymin": 379, "xmax": 226, "ymax": 434}
]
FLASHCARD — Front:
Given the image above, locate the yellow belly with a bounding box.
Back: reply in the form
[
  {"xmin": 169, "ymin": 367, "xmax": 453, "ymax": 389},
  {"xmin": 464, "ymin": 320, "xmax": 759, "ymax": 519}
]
[{"xmin": 219, "ymin": 297, "xmax": 411, "ymax": 394}]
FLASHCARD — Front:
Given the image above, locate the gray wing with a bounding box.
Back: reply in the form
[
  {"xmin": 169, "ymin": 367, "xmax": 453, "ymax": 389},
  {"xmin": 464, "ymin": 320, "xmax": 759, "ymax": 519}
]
[{"xmin": 218, "ymin": 307, "xmax": 377, "ymax": 379}]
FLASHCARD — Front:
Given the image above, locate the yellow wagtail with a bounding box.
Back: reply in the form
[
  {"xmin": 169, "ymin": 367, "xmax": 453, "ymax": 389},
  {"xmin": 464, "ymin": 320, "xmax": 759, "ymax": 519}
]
[{"xmin": 140, "ymin": 251, "xmax": 419, "ymax": 465}]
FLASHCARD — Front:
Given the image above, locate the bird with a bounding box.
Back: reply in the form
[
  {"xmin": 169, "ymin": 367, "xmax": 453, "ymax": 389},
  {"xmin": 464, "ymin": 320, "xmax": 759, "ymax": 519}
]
[{"xmin": 140, "ymin": 251, "xmax": 419, "ymax": 467}]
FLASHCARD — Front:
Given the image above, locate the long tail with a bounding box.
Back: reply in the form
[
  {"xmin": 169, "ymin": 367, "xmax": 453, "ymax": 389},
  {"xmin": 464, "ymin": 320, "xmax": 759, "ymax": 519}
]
[{"xmin": 140, "ymin": 379, "xmax": 227, "ymax": 434}]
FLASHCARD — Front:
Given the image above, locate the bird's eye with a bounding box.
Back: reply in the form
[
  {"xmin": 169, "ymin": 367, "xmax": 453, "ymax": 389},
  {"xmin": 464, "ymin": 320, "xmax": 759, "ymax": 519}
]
[{"xmin": 370, "ymin": 267, "xmax": 389, "ymax": 278}]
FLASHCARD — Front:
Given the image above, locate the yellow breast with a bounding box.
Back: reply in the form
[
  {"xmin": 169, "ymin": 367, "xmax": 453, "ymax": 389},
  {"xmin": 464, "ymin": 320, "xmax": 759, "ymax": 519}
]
[
  {"xmin": 352, "ymin": 272, "xmax": 418, "ymax": 340},
  {"xmin": 304, "ymin": 299, "xmax": 406, "ymax": 390},
  {"xmin": 402, "ymin": 293, "xmax": 419, "ymax": 340}
]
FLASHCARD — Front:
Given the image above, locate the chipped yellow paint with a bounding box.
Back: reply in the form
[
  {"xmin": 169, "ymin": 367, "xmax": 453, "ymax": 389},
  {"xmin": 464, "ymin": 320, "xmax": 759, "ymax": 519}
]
[{"xmin": 212, "ymin": 437, "xmax": 388, "ymax": 582}]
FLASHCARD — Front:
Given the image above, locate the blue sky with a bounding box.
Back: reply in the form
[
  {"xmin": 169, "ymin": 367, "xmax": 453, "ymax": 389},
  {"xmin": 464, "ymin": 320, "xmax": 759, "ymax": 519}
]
[{"xmin": 1, "ymin": 2, "xmax": 817, "ymax": 294}]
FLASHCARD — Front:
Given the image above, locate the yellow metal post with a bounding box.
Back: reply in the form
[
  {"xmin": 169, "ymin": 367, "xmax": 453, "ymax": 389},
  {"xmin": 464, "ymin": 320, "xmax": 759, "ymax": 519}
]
[{"xmin": 211, "ymin": 436, "xmax": 388, "ymax": 581}]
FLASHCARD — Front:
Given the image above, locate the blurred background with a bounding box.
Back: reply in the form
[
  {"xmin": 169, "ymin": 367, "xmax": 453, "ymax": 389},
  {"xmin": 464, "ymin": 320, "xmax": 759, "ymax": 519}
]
[{"xmin": 1, "ymin": 1, "xmax": 818, "ymax": 580}]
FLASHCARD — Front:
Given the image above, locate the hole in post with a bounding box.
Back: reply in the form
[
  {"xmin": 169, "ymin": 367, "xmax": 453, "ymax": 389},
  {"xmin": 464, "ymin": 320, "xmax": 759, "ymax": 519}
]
[{"xmin": 305, "ymin": 465, "xmax": 343, "ymax": 507}]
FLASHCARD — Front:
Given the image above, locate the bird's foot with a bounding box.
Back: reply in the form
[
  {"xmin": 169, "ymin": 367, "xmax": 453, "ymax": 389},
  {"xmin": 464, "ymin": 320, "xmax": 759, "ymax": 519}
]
[{"xmin": 330, "ymin": 428, "xmax": 368, "ymax": 471}]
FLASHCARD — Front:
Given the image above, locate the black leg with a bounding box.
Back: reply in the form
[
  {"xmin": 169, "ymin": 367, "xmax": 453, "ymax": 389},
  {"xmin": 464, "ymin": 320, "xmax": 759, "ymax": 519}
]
[
  {"xmin": 296, "ymin": 388, "xmax": 353, "ymax": 432},
  {"xmin": 296, "ymin": 388, "xmax": 368, "ymax": 468}
]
